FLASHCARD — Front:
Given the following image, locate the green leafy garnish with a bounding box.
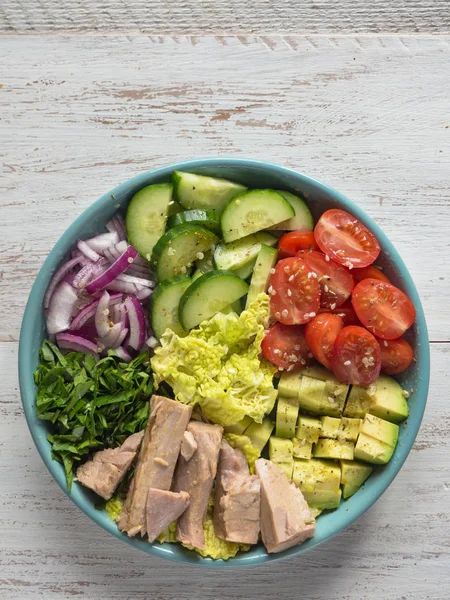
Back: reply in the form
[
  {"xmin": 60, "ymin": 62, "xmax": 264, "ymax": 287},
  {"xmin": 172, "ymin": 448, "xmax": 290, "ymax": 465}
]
[{"xmin": 34, "ymin": 340, "xmax": 152, "ymax": 490}]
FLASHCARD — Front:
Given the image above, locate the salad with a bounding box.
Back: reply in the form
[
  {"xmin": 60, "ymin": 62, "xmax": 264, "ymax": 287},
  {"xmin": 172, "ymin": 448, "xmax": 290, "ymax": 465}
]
[{"xmin": 35, "ymin": 171, "xmax": 416, "ymax": 558}]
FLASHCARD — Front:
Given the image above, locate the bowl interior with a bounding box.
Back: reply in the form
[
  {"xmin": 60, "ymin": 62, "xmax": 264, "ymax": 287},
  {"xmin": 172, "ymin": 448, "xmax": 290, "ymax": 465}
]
[{"xmin": 19, "ymin": 158, "xmax": 430, "ymax": 567}]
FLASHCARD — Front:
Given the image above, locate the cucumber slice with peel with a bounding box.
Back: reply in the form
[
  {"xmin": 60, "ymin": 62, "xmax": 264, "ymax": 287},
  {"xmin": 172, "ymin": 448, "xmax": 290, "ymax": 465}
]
[
  {"xmin": 269, "ymin": 190, "xmax": 314, "ymax": 231},
  {"xmin": 126, "ymin": 183, "xmax": 173, "ymax": 260},
  {"xmin": 152, "ymin": 223, "xmax": 218, "ymax": 282},
  {"xmin": 214, "ymin": 232, "xmax": 277, "ymax": 271},
  {"xmin": 173, "ymin": 171, "xmax": 247, "ymax": 213},
  {"xmin": 221, "ymin": 189, "xmax": 295, "ymax": 243},
  {"xmin": 233, "ymin": 258, "xmax": 257, "ymax": 280},
  {"xmin": 167, "ymin": 209, "xmax": 220, "ymax": 234},
  {"xmin": 246, "ymin": 244, "xmax": 278, "ymax": 308},
  {"xmin": 179, "ymin": 270, "xmax": 248, "ymax": 330},
  {"xmin": 151, "ymin": 275, "xmax": 191, "ymax": 338}
]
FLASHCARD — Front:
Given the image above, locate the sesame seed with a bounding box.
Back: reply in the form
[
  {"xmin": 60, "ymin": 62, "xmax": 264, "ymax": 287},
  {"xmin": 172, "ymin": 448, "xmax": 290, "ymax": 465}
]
[
  {"xmin": 325, "ymin": 255, "xmax": 330, "ymax": 262},
  {"xmin": 270, "ymin": 268, "xmax": 276, "ymax": 274},
  {"xmin": 275, "ymin": 312, "xmax": 281, "ymax": 319},
  {"xmin": 102, "ymin": 308, "xmax": 110, "ymax": 316},
  {"xmin": 402, "ymin": 389, "xmax": 410, "ymax": 398},
  {"xmin": 274, "ymin": 349, "xmax": 280, "ymax": 355},
  {"xmin": 127, "ymin": 257, "xmax": 134, "ymax": 263},
  {"xmin": 167, "ymin": 247, "xmax": 176, "ymax": 256},
  {"xmin": 282, "ymin": 309, "xmax": 289, "ymax": 317},
  {"xmin": 146, "ymin": 254, "xmax": 151, "ymax": 261},
  {"xmin": 196, "ymin": 252, "xmax": 204, "ymax": 260},
  {"xmin": 235, "ymin": 199, "xmax": 241, "ymax": 205},
  {"xmin": 309, "ymin": 312, "xmax": 316, "ymax": 318},
  {"xmin": 344, "ymin": 360, "xmax": 351, "ymax": 366},
  {"xmin": 180, "ymin": 266, "xmax": 187, "ymax": 274},
  {"xmin": 284, "ymin": 266, "xmax": 291, "ymax": 274},
  {"xmin": 289, "ymin": 274, "xmax": 295, "ymax": 282},
  {"xmin": 324, "ymin": 285, "xmax": 329, "ymax": 293},
  {"xmin": 294, "ymin": 345, "xmax": 300, "ymax": 351},
  {"xmin": 384, "ymin": 341, "xmax": 388, "ymax": 347},
  {"xmin": 287, "ymin": 289, "xmax": 292, "ymax": 297},
  {"xmin": 330, "ymin": 303, "xmax": 336, "ymax": 310},
  {"xmin": 169, "ymin": 200, "xmax": 175, "ymax": 205}
]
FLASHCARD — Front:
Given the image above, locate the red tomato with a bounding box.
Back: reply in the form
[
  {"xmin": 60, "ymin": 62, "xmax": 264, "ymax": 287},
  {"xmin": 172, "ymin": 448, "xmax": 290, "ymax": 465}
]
[
  {"xmin": 298, "ymin": 249, "xmax": 355, "ymax": 309},
  {"xmin": 305, "ymin": 313, "xmax": 344, "ymax": 370},
  {"xmin": 352, "ymin": 265, "xmax": 390, "ymax": 284},
  {"xmin": 333, "ymin": 326, "xmax": 381, "ymax": 385},
  {"xmin": 261, "ymin": 323, "xmax": 311, "ymax": 371},
  {"xmin": 378, "ymin": 337, "xmax": 414, "ymax": 375},
  {"xmin": 314, "ymin": 209, "xmax": 380, "ymax": 268},
  {"xmin": 269, "ymin": 257, "xmax": 320, "ymax": 325},
  {"xmin": 351, "ymin": 279, "xmax": 416, "ymax": 340},
  {"xmin": 278, "ymin": 231, "xmax": 318, "ymax": 258},
  {"xmin": 320, "ymin": 301, "xmax": 360, "ymax": 327}
]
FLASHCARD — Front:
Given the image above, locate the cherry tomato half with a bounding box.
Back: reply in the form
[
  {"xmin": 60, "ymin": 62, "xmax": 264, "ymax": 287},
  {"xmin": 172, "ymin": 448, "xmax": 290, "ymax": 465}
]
[
  {"xmin": 352, "ymin": 278, "xmax": 416, "ymax": 340},
  {"xmin": 305, "ymin": 313, "xmax": 344, "ymax": 371},
  {"xmin": 333, "ymin": 325, "xmax": 381, "ymax": 385},
  {"xmin": 319, "ymin": 301, "xmax": 361, "ymax": 327},
  {"xmin": 298, "ymin": 249, "xmax": 355, "ymax": 309},
  {"xmin": 352, "ymin": 265, "xmax": 390, "ymax": 284},
  {"xmin": 378, "ymin": 337, "xmax": 414, "ymax": 375},
  {"xmin": 278, "ymin": 231, "xmax": 318, "ymax": 258},
  {"xmin": 314, "ymin": 209, "xmax": 380, "ymax": 268},
  {"xmin": 269, "ymin": 257, "xmax": 320, "ymax": 325},
  {"xmin": 261, "ymin": 323, "xmax": 311, "ymax": 371}
]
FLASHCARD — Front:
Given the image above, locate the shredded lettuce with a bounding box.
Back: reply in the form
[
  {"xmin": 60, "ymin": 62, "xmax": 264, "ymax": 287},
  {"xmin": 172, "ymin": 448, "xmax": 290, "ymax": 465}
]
[
  {"xmin": 105, "ymin": 497, "xmax": 124, "ymax": 521},
  {"xmin": 224, "ymin": 433, "xmax": 260, "ymax": 474},
  {"xmin": 151, "ymin": 294, "xmax": 277, "ymax": 426}
]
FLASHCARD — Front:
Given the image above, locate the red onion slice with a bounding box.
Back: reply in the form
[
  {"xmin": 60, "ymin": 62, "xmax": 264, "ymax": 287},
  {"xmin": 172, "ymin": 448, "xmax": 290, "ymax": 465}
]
[
  {"xmin": 136, "ymin": 287, "xmax": 152, "ymax": 301},
  {"xmin": 44, "ymin": 256, "xmax": 86, "ymax": 309},
  {"xmin": 85, "ymin": 232, "xmax": 119, "ymax": 253},
  {"xmin": 86, "ymin": 246, "xmax": 139, "ymax": 295},
  {"xmin": 46, "ymin": 282, "xmax": 79, "ymax": 334},
  {"xmin": 77, "ymin": 240, "xmax": 101, "ymax": 263},
  {"xmin": 114, "ymin": 346, "xmax": 132, "ymax": 363},
  {"xmin": 106, "ymin": 214, "xmax": 126, "ymax": 241},
  {"xmin": 146, "ymin": 335, "xmax": 159, "ymax": 349},
  {"xmin": 95, "ymin": 291, "xmax": 112, "ymax": 338},
  {"xmin": 72, "ymin": 259, "xmax": 108, "ymax": 289},
  {"xmin": 56, "ymin": 333, "xmax": 99, "ymax": 359},
  {"xmin": 116, "ymin": 273, "xmax": 154, "ymax": 288},
  {"xmin": 113, "ymin": 327, "xmax": 129, "ymax": 348},
  {"xmin": 124, "ymin": 295, "xmax": 146, "ymax": 351},
  {"xmin": 70, "ymin": 292, "xmax": 122, "ymax": 330},
  {"xmin": 98, "ymin": 321, "xmax": 123, "ymax": 350}
]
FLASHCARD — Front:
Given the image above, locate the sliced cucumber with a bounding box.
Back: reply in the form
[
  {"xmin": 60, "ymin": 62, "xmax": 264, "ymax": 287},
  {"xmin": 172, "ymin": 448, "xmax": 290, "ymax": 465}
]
[
  {"xmin": 221, "ymin": 189, "xmax": 295, "ymax": 243},
  {"xmin": 195, "ymin": 250, "xmax": 215, "ymax": 274},
  {"xmin": 269, "ymin": 190, "xmax": 314, "ymax": 231},
  {"xmin": 152, "ymin": 223, "xmax": 218, "ymax": 282},
  {"xmin": 172, "ymin": 171, "xmax": 247, "ymax": 214},
  {"xmin": 179, "ymin": 270, "xmax": 248, "ymax": 330},
  {"xmin": 126, "ymin": 183, "xmax": 173, "ymax": 260},
  {"xmin": 221, "ymin": 299, "xmax": 242, "ymax": 315},
  {"xmin": 233, "ymin": 258, "xmax": 257, "ymax": 280},
  {"xmin": 214, "ymin": 232, "xmax": 277, "ymax": 271},
  {"xmin": 167, "ymin": 209, "xmax": 220, "ymax": 234},
  {"xmin": 192, "ymin": 269, "xmax": 204, "ymax": 282},
  {"xmin": 246, "ymin": 244, "xmax": 278, "ymax": 308},
  {"xmin": 151, "ymin": 275, "xmax": 191, "ymax": 339},
  {"xmin": 168, "ymin": 200, "xmax": 183, "ymax": 217}
]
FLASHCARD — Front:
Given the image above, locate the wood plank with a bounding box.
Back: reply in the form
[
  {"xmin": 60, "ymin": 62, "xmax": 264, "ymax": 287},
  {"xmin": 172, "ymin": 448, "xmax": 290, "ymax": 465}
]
[
  {"xmin": 1, "ymin": 1, "xmax": 449, "ymax": 34},
  {"xmin": 1, "ymin": 341, "xmax": 449, "ymax": 598},
  {"xmin": 1, "ymin": 35, "xmax": 449, "ymax": 341}
]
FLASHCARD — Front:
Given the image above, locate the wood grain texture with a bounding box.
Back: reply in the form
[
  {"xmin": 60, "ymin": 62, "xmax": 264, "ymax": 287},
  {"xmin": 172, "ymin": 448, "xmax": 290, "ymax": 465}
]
[
  {"xmin": 1, "ymin": 341, "xmax": 449, "ymax": 599},
  {"xmin": 1, "ymin": 34, "xmax": 450, "ymax": 599},
  {"xmin": 1, "ymin": 0, "xmax": 450, "ymax": 34}
]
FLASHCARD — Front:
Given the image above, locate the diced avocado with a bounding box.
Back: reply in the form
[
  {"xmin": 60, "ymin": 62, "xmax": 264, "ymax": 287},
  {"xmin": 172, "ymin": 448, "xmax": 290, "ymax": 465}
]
[
  {"xmin": 323, "ymin": 379, "xmax": 349, "ymax": 415},
  {"xmin": 295, "ymin": 415, "xmax": 322, "ymax": 443},
  {"xmin": 361, "ymin": 413, "xmax": 399, "ymax": 446},
  {"xmin": 298, "ymin": 376, "xmax": 346, "ymax": 417},
  {"xmin": 244, "ymin": 417, "xmax": 274, "ymax": 453},
  {"xmin": 293, "ymin": 438, "xmax": 313, "ymax": 459},
  {"xmin": 300, "ymin": 365, "xmax": 331, "ymax": 381},
  {"xmin": 340, "ymin": 460, "xmax": 373, "ymax": 499},
  {"xmin": 354, "ymin": 433, "xmax": 395, "ymax": 465},
  {"xmin": 293, "ymin": 458, "xmax": 342, "ymax": 509},
  {"xmin": 344, "ymin": 375, "xmax": 409, "ymax": 423},
  {"xmin": 269, "ymin": 437, "xmax": 294, "ymax": 479},
  {"xmin": 320, "ymin": 416, "xmax": 342, "ymax": 439},
  {"xmin": 309, "ymin": 507, "xmax": 323, "ymax": 519},
  {"xmin": 276, "ymin": 396, "xmax": 299, "ymax": 438},
  {"xmin": 277, "ymin": 370, "xmax": 302, "ymax": 399},
  {"xmin": 313, "ymin": 438, "xmax": 355, "ymax": 460},
  {"xmin": 224, "ymin": 415, "xmax": 253, "ymax": 435},
  {"xmin": 338, "ymin": 418, "xmax": 362, "ymax": 442}
]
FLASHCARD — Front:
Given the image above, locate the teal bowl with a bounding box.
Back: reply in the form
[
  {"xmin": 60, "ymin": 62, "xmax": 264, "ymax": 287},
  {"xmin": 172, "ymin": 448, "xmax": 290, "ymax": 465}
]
[{"xmin": 19, "ymin": 158, "xmax": 430, "ymax": 567}]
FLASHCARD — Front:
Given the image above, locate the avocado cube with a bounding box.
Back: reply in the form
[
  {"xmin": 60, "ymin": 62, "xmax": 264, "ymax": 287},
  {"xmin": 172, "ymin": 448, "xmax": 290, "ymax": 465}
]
[
  {"xmin": 224, "ymin": 415, "xmax": 253, "ymax": 435},
  {"xmin": 340, "ymin": 460, "xmax": 373, "ymax": 499},
  {"xmin": 354, "ymin": 433, "xmax": 395, "ymax": 464},
  {"xmin": 338, "ymin": 418, "xmax": 362, "ymax": 442},
  {"xmin": 344, "ymin": 376, "xmax": 409, "ymax": 423},
  {"xmin": 244, "ymin": 417, "xmax": 274, "ymax": 453},
  {"xmin": 324, "ymin": 379, "xmax": 349, "ymax": 415},
  {"xmin": 313, "ymin": 438, "xmax": 355, "ymax": 460},
  {"xmin": 293, "ymin": 438, "xmax": 313, "ymax": 459},
  {"xmin": 276, "ymin": 396, "xmax": 300, "ymax": 438},
  {"xmin": 293, "ymin": 458, "xmax": 342, "ymax": 509},
  {"xmin": 298, "ymin": 376, "xmax": 348, "ymax": 417},
  {"xmin": 269, "ymin": 437, "xmax": 294, "ymax": 479},
  {"xmin": 303, "ymin": 488, "xmax": 342, "ymax": 509},
  {"xmin": 300, "ymin": 365, "xmax": 331, "ymax": 381},
  {"xmin": 320, "ymin": 416, "xmax": 342, "ymax": 439},
  {"xmin": 361, "ymin": 413, "xmax": 399, "ymax": 446},
  {"xmin": 277, "ymin": 370, "xmax": 302, "ymax": 399},
  {"xmin": 309, "ymin": 507, "xmax": 323, "ymax": 519},
  {"xmin": 296, "ymin": 415, "xmax": 322, "ymax": 443}
]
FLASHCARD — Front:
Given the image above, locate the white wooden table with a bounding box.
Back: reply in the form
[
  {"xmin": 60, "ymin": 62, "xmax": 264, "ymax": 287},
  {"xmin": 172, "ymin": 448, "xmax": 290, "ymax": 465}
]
[{"xmin": 1, "ymin": 7, "xmax": 450, "ymax": 598}]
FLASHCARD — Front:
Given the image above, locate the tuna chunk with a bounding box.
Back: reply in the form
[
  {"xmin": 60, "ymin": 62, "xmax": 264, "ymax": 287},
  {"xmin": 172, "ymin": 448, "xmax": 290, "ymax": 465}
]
[
  {"xmin": 180, "ymin": 430, "xmax": 197, "ymax": 461},
  {"xmin": 76, "ymin": 431, "xmax": 144, "ymax": 500},
  {"xmin": 118, "ymin": 395, "xmax": 192, "ymax": 537},
  {"xmin": 213, "ymin": 440, "xmax": 260, "ymax": 544},
  {"xmin": 255, "ymin": 458, "xmax": 315, "ymax": 553},
  {"xmin": 173, "ymin": 421, "xmax": 223, "ymax": 549},
  {"xmin": 146, "ymin": 489, "xmax": 190, "ymax": 542}
]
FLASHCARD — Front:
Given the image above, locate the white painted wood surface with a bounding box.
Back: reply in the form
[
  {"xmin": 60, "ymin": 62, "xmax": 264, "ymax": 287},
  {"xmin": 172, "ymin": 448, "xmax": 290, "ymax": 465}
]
[{"xmin": 1, "ymin": 35, "xmax": 450, "ymax": 599}]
